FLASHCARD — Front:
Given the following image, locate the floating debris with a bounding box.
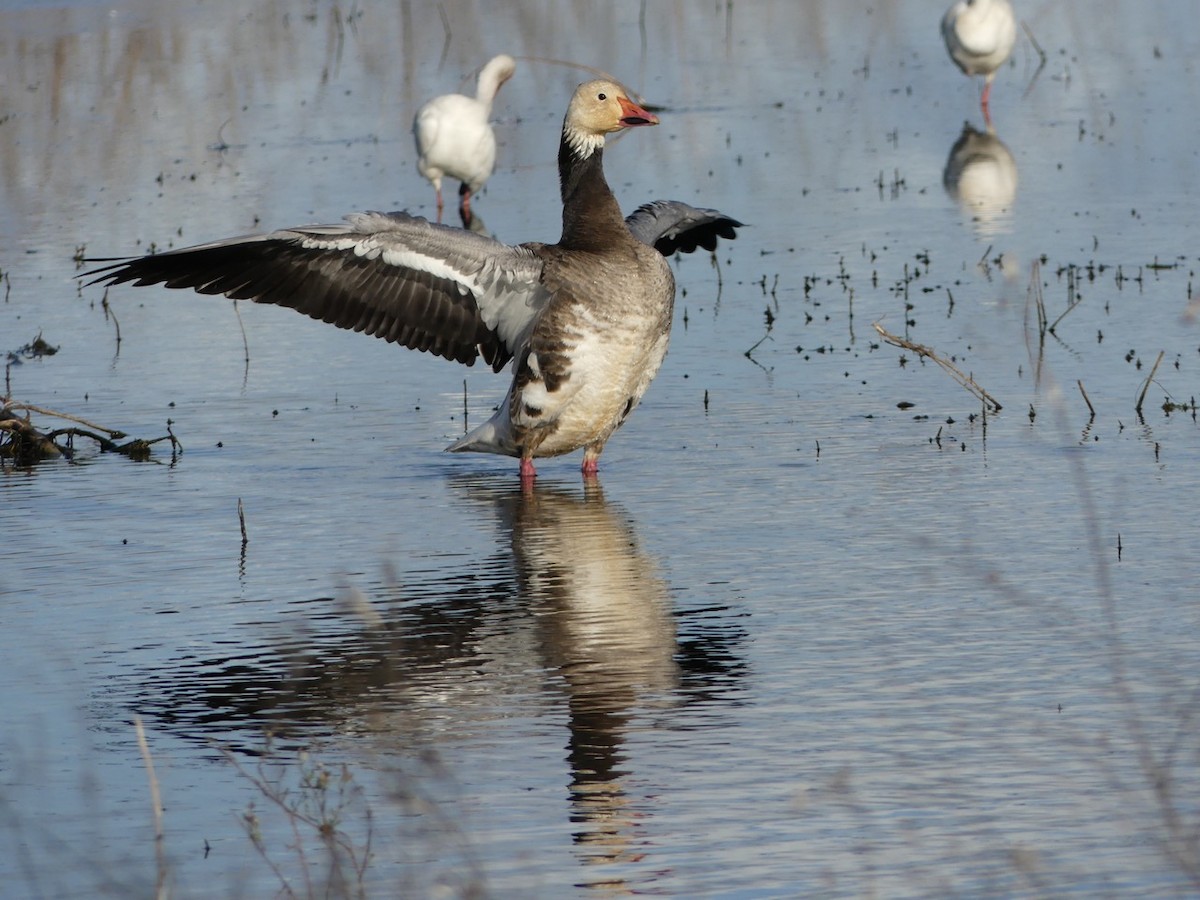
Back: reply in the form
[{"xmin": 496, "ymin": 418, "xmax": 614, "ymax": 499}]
[
  {"xmin": 0, "ymin": 400, "xmax": 182, "ymax": 466},
  {"xmin": 6, "ymin": 332, "xmax": 59, "ymax": 363}
]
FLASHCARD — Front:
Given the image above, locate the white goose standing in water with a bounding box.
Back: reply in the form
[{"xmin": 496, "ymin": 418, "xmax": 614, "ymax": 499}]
[
  {"xmin": 942, "ymin": 0, "xmax": 1017, "ymax": 123},
  {"xmin": 413, "ymin": 54, "xmax": 516, "ymax": 224},
  {"xmin": 86, "ymin": 80, "xmax": 742, "ymax": 480}
]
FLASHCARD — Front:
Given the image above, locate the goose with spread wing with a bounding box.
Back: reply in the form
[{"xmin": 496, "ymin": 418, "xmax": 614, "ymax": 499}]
[
  {"xmin": 414, "ymin": 54, "xmax": 516, "ymax": 225},
  {"xmin": 86, "ymin": 80, "xmax": 742, "ymax": 480}
]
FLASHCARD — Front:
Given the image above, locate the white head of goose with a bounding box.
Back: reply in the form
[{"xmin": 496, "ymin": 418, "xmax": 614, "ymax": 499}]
[{"xmin": 85, "ymin": 79, "xmax": 742, "ymax": 481}]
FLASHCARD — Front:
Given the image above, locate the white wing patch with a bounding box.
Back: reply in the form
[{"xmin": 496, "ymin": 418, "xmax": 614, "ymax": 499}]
[{"xmin": 379, "ymin": 245, "xmax": 477, "ymax": 295}]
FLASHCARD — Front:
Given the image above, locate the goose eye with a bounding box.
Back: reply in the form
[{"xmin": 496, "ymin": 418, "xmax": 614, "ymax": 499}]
[{"xmin": 597, "ymin": 92, "xmax": 607, "ymax": 101}]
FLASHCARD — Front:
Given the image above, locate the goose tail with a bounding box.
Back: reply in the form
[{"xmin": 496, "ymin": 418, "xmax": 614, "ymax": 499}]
[{"xmin": 445, "ymin": 417, "xmax": 520, "ymax": 457}]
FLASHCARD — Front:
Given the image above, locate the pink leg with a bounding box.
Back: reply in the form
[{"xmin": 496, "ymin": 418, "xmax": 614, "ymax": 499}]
[
  {"xmin": 435, "ymin": 187, "xmax": 444, "ymax": 224},
  {"xmin": 581, "ymin": 456, "xmax": 600, "ymax": 477},
  {"xmin": 980, "ymin": 80, "xmax": 994, "ymax": 126},
  {"xmin": 519, "ymin": 457, "xmax": 537, "ymax": 480}
]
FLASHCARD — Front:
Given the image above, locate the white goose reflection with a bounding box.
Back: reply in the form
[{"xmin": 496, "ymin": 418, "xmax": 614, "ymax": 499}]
[{"xmin": 943, "ymin": 121, "xmax": 1018, "ymax": 236}]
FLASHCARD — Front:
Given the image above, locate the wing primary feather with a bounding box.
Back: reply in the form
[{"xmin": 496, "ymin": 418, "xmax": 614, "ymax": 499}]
[
  {"xmin": 623, "ymin": 200, "xmax": 744, "ymax": 257},
  {"xmin": 79, "ymin": 216, "xmax": 546, "ymax": 369}
]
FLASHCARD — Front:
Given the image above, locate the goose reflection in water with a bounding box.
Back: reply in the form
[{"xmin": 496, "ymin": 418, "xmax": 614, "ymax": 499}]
[
  {"xmin": 487, "ymin": 478, "xmax": 680, "ymax": 875},
  {"xmin": 943, "ymin": 121, "xmax": 1018, "ymax": 236},
  {"xmin": 124, "ymin": 476, "xmax": 744, "ymax": 887}
]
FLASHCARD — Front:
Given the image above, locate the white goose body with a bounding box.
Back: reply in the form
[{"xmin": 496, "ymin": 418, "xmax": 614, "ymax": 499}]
[
  {"xmin": 413, "ymin": 54, "xmax": 516, "ymax": 223},
  {"xmin": 86, "ymin": 81, "xmax": 742, "ymax": 480},
  {"xmin": 942, "ymin": 0, "xmax": 1017, "ymax": 121}
]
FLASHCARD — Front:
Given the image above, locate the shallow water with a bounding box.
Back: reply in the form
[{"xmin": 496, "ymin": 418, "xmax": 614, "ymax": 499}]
[{"xmin": 3, "ymin": 0, "xmax": 1200, "ymax": 896}]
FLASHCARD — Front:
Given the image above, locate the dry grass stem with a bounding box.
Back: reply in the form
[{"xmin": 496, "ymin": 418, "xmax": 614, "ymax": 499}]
[
  {"xmin": 238, "ymin": 497, "xmax": 249, "ymax": 546},
  {"xmin": 1048, "ymin": 295, "xmax": 1083, "ymax": 334},
  {"xmin": 4, "ymin": 402, "xmax": 126, "ymax": 438},
  {"xmin": 873, "ymin": 321, "xmax": 1003, "ymax": 413},
  {"xmin": 1020, "ymin": 20, "xmax": 1049, "ymax": 99},
  {"xmin": 1078, "ymin": 379, "xmax": 1096, "ymax": 419},
  {"xmin": 102, "ymin": 294, "xmax": 122, "ymax": 350},
  {"xmin": 512, "ymin": 56, "xmax": 620, "ymax": 86},
  {"xmin": 1029, "ymin": 260, "xmax": 1048, "ymax": 338},
  {"xmin": 1135, "ymin": 350, "xmax": 1165, "ymax": 414},
  {"xmin": 1024, "ymin": 261, "xmax": 1049, "ymax": 385},
  {"xmin": 220, "ymin": 745, "xmax": 374, "ymax": 899},
  {"xmin": 232, "ymin": 299, "xmax": 250, "ymax": 365},
  {"xmin": 134, "ymin": 716, "xmax": 169, "ymax": 900}
]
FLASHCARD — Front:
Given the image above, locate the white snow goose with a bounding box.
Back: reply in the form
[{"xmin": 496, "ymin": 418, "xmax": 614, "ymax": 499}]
[
  {"xmin": 941, "ymin": 0, "xmax": 1017, "ymax": 124},
  {"xmin": 413, "ymin": 54, "xmax": 516, "ymax": 225},
  {"xmin": 85, "ymin": 80, "xmax": 742, "ymax": 480}
]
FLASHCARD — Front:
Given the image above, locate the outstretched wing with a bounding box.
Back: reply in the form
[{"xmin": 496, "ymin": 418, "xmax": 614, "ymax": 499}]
[
  {"xmin": 84, "ymin": 211, "xmax": 550, "ymax": 372},
  {"xmin": 624, "ymin": 200, "xmax": 743, "ymax": 256}
]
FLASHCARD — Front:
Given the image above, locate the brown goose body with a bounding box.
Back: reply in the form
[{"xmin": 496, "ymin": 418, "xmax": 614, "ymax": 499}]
[
  {"xmin": 85, "ymin": 80, "xmax": 742, "ymax": 479},
  {"xmin": 449, "ymin": 84, "xmax": 675, "ymax": 474}
]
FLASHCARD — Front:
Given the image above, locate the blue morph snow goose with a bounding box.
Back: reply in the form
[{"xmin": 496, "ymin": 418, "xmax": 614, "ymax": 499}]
[
  {"xmin": 413, "ymin": 54, "xmax": 516, "ymax": 224},
  {"xmin": 86, "ymin": 80, "xmax": 742, "ymax": 480},
  {"xmin": 942, "ymin": 0, "xmax": 1017, "ymax": 124}
]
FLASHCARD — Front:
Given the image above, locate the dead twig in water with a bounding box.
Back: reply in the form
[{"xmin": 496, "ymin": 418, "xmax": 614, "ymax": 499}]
[
  {"xmin": 238, "ymin": 497, "xmax": 249, "ymax": 547},
  {"xmin": 744, "ymin": 330, "xmax": 773, "ymax": 373},
  {"xmin": 873, "ymin": 321, "xmax": 1002, "ymax": 413},
  {"xmin": 232, "ymin": 299, "xmax": 250, "ymax": 367},
  {"xmin": 1029, "ymin": 260, "xmax": 1047, "ymax": 338},
  {"xmin": 1024, "ymin": 260, "xmax": 1048, "ymax": 386},
  {"xmin": 978, "ymin": 244, "xmax": 993, "ymax": 272},
  {"xmin": 1078, "ymin": 379, "xmax": 1096, "ymax": 419},
  {"xmin": 436, "ymin": 3, "xmax": 451, "ymax": 70},
  {"xmin": 1048, "ymin": 300, "xmax": 1083, "ymax": 335},
  {"xmin": 4, "ymin": 402, "xmax": 126, "ymax": 437},
  {"xmin": 0, "ymin": 413, "xmax": 63, "ymax": 461},
  {"xmin": 1135, "ymin": 350, "xmax": 1165, "ymax": 414},
  {"xmin": 44, "ymin": 428, "xmax": 177, "ymax": 460},
  {"xmin": 102, "ymin": 292, "xmax": 121, "ymax": 353},
  {"xmin": 711, "ymin": 250, "xmax": 725, "ymax": 296},
  {"xmin": 1, "ymin": 402, "xmax": 180, "ymax": 464},
  {"xmin": 1020, "ymin": 21, "xmax": 1049, "ymax": 99}
]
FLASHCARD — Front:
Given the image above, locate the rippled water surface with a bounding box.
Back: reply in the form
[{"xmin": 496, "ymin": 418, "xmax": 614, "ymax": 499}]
[{"xmin": 3, "ymin": 1, "xmax": 1200, "ymax": 896}]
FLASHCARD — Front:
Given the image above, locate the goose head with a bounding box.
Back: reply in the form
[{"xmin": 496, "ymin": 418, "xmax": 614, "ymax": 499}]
[{"xmin": 563, "ymin": 80, "xmax": 659, "ymax": 159}]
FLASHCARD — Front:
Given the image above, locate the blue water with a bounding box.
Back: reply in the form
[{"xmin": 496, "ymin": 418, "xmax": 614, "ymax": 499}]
[{"xmin": 2, "ymin": 1, "xmax": 1199, "ymax": 896}]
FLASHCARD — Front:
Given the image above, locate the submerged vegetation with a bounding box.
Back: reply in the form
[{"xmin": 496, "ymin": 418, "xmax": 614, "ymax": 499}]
[
  {"xmin": 0, "ymin": 398, "xmax": 180, "ymax": 465},
  {"xmin": 3, "ymin": 331, "xmax": 181, "ymax": 465}
]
